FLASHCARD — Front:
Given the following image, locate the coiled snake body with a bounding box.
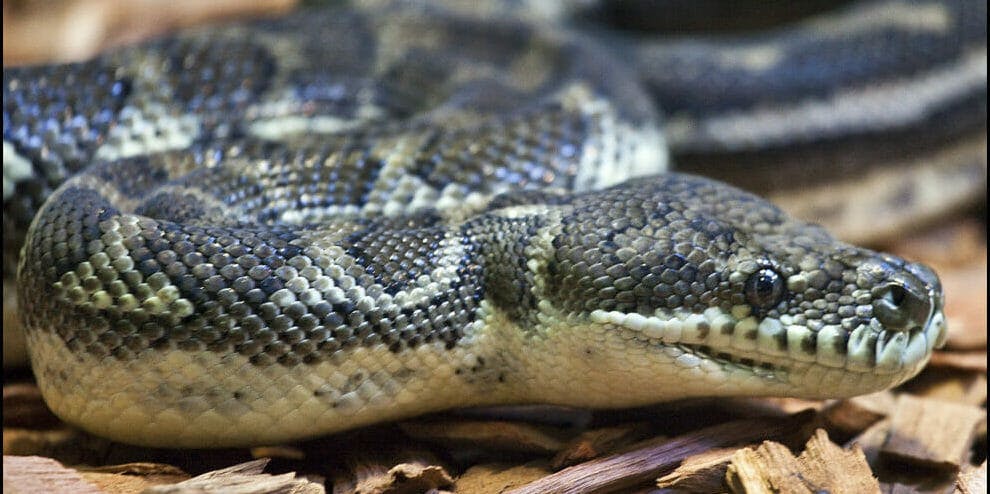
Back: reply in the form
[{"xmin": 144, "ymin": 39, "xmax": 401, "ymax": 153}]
[{"xmin": 4, "ymin": 0, "xmax": 982, "ymax": 447}]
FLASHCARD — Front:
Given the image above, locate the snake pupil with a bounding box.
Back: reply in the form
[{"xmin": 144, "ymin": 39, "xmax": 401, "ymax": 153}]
[{"xmin": 745, "ymin": 268, "xmax": 785, "ymax": 310}]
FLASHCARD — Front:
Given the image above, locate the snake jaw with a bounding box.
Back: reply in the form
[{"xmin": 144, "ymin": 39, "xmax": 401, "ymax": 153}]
[{"xmin": 585, "ymin": 291, "xmax": 945, "ymax": 399}]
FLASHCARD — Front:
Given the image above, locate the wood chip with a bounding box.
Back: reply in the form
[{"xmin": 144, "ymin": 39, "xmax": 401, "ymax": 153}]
[
  {"xmin": 726, "ymin": 428, "xmax": 880, "ymax": 494},
  {"xmin": 505, "ymin": 411, "xmax": 815, "ymax": 494},
  {"xmin": 847, "ymin": 418, "xmax": 891, "ymax": 467},
  {"xmin": 452, "ymin": 405, "xmax": 594, "ymax": 429},
  {"xmin": 400, "ymin": 420, "xmax": 569, "ymax": 454},
  {"xmin": 80, "ymin": 466, "xmax": 191, "ymax": 494},
  {"xmin": 79, "ymin": 463, "xmax": 190, "ymax": 494},
  {"xmin": 550, "ymin": 424, "xmax": 651, "ymax": 469},
  {"xmin": 655, "ymin": 446, "xmax": 737, "ymax": 493},
  {"xmin": 3, "ymin": 426, "xmax": 89, "ymax": 459},
  {"xmin": 145, "ymin": 458, "xmax": 323, "ymax": 494},
  {"xmin": 887, "ymin": 218, "xmax": 986, "ymax": 269},
  {"xmin": 902, "ymin": 368, "xmax": 988, "ymax": 406},
  {"xmin": 2, "ymin": 455, "xmax": 103, "ymax": 494},
  {"xmin": 821, "ymin": 391, "xmax": 896, "ymax": 440},
  {"xmin": 2, "ymin": 383, "xmax": 62, "ymax": 429},
  {"xmin": 939, "ymin": 258, "xmax": 988, "ymax": 352},
  {"xmin": 329, "ymin": 447, "xmax": 451, "ymax": 494},
  {"xmin": 956, "ymin": 461, "xmax": 988, "ymax": 494},
  {"xmin": 3, "ymin": 0, "xmax": 299, "ymax": 66},
  {"xmin": 455, "ymin": 462, "xmax": 551, "ymax": 493},
  {"xmin": 881, "ymin": 395, "xmax": 986, "ymax": 472},
  {"xmin": 718, "ymin": 397, "xmax": 825, "ymax": 417},
  {"xmin": 251, "ymin": 445, "xmax": 307, "ymax": 461},
  {"xmin": 343, "ymin": 462, "xmax": 453, "ymax": 494},
  {"xmin": 79, "ymin": 465, "xmax": 189, "ymax": 494},
  {"xmin": 3, "ymin": 280, "xmax": 29, "ymax": 368},
  {"xmin": 928, "ymin": 351, "xmax": 988, "ymax": 373},
  {"xmin": 76, "ymin": 462, "xmax": 188, "ymax": 477}
]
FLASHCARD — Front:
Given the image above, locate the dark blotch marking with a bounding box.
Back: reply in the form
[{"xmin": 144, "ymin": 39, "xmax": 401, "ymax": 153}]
[
  {"xmin": 721, "ymin": 321, "xmax": 736, "ymax": 335},
  {"xmin": 695, "ymin": 321, "xmax": 711, "ymax": 339},
  {"xmin": 801, "ymin": 332, "xmax": 817, "ymax": 355}
]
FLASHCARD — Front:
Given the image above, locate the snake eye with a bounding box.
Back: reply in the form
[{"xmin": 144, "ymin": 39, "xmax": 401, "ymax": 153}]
[{"xmin": 745, "ymin": 268, "xmax": 785, "ymax": 310}]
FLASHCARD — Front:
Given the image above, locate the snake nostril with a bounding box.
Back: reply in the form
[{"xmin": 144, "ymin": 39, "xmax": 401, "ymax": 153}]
[
  {"xmin": 886, "ymin": 285, "xmax": 907, "ymax": 307},
  {"xmin": 872, "ymin": 283, "xmax": 932, "ymax": 332}
]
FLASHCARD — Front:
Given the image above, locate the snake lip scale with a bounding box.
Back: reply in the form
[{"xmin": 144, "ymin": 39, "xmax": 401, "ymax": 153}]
[{"xmin": 4, "ymin": 1, "xmax": 965, "ymax": 448}]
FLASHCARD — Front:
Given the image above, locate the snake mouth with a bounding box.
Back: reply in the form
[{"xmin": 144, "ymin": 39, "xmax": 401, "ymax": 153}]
[{"xmin": 590, "ymin": 306, "xmax": 945, "ymax": 379}]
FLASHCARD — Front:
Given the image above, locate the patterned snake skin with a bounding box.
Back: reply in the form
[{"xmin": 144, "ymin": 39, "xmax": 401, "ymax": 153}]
[{"xmin": 3, "ymin": 0, "xmax": 981, "ymax": 447}]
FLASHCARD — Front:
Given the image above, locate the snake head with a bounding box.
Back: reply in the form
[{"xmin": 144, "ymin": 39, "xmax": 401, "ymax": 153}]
[{"xmin": 477, "ymin": 173, "xmax": 946, "ymax": 404}]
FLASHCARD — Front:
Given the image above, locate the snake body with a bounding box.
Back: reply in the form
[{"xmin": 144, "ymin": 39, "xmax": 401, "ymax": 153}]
[{"xmin": 3, "ymin": 0, "xmax": 977, "ymax": 447}]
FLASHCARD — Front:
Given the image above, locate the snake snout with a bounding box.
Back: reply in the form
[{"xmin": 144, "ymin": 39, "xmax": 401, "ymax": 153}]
[{"xmin": 870, "ymin": 261, "xmax": 941, "ymax": 335}]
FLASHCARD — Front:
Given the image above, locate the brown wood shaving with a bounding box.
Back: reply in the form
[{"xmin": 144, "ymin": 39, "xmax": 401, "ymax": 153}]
[
  {"xmin": 3, "ymin": 0, "xmax": 299, "ymax": 66},
  {"xmin": 726, "ymin": 428, "xmax": 880, "ymax": 494},
  {"xmin": 938, "ymin": 259, "xmax": 988, "ymax": 352},
  {"xmin": 928, "ymin": 351, "xmax": 988, "ymax": 373},
  {"xmin": 956, "ymin": 461, "xmax": 988, "ymax": 494},
  {"xmin": 2, "ymin": 383, "xmax": 63, "ymax": 429},
  {"xmin": 400, "ymin": 420, "xmax": 569, "ymax": 454},
  {"xmin": 881, "ymin": 395, "xmax": 986, "ymax": 472},
  {"xmin": 550, "ymin": 424, "xmax": 652, "ymax": 469},
  {"xmin": 455, "ymin": 462, "xmax": 552, "ymax": 493},
  {"xmin": 145, "ymin": 458, "xmax": 323, "ymax": 494},
  {"xmin": 821, "ymin": 391, "xmax": 896, "ymax": 440},
  {"xmin": 77, "ymin": 463, "xmax": 191, "ymax": 494},
  {"xmin": 505, "ymin": 411, "xmax": 814, "ymax": 494},
  {"xmin": 900, "ymin": 368, "xmax": 988, "ymax": 406},
  {"xmin": 2, "ymin": 281, "xmax": 28, "ymax": 368},
  {"xmin": 3, "ymin": 455, "xmax": 104, "ymax": 494},
  {"xmin": 337, "ymin": 462, "xmax": 453, "ymax": 494},
  {"xmin": 655, "ymin": 446, "xmax": 738, "ymax": 493}
]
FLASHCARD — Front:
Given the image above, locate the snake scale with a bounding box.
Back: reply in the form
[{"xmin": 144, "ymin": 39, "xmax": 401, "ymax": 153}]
[{"xmin": 3, "ymin": 0, "xmax": 984, "ymax": 447}]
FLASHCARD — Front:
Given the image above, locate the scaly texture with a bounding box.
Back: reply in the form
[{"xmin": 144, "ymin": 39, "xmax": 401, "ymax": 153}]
[{"xmin": 4, "ymin": 1, "xmax": 958, "ymax": 447}]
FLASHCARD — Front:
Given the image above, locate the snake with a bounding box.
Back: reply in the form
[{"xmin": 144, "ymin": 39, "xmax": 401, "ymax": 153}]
[{"xmin": 3, "ymin": 0, "xmax": 983, "ymax": 448}]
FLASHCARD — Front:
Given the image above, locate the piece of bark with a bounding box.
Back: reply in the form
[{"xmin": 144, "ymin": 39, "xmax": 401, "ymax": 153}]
[
  {"xmin": 329, "ymin": 447, "xmax": 451, "ymax": 494},
  {"xmin": 939, "ymin": 259, "xmax": 987, "ymax": 351},
  {"xmin": 399, "ymin": 420, "xmax": 569, "ymax": 454},
  {"xmin": 3, "ymin": 280, "xmax": 29, "ymax": 368},
  {"xmin": 551, "ymin": 424, "xmax": 652, "ymax": 469},
  {"xmin": 3, "ymin": 426, "xmax": 93, "ymax": 459},
  {"xmin": 887, "ymin": 218, "xmax": 986, "ymax": 269},
  {"xmin": 956, "ymin": 461, "xmax": 987, "ymax": 494},
  {"xmin": 506, "ymin": 411, "xmax": 815, "ymax": 494},
  {"xmin": 928, "ymin": 351, "xmax": 988, "ymax": 373},
  {"xmin": 78, "ymin": 463, "xmax": 189, "ymax": 494},
  {"xmin": 251, "ymin": 446, "xmax": 307, "ymax": 461},
  {"xmin": 343, "ymin": 462, "xmax": 453, "ymax": 494},
  {"xmin": 847, "ymin": 418, "xmax": 892, "ymax": 468},
  {"xmin": 3, "ymin": 0, "xmax": 298, "ymax": 66},
  {"xmin": 654, "ymin": 446, "xmax": 738, "ymax": 493},
  {"xmin": 844, "ymin": 418, "xmax": 957, "ymax": 492},
  {"xmin": 81, "ymin": 463, "xmax": 189, "ymax": 477},
  {"xmin": 145, "ymin": 458, "xmax": 323, "ymax": 494},
  {"xmin": 726, "ymin": 428, "xmax": 880, "ymax": 494},
  {"xmin": 2, "ymin": 455, "xmax": 103, "ymax": 494},
  {"xmin": 455, "ymin": 462, "xmax": 552, "ymax": 493},
  {"xmin": 720, "ymin": 397, "xmax": 825, "ymax": 417},
  {"xmin": 821, "ymin": 391, "xmax": 896, "ymax": 440},
  {"xmin": 452, "ymin": 405, "xmax": 594, "ymax": 429},
  {"xmin": 881, "ymin": 395, "xmax": 985, "ymax": 472},
  {"xmin": 900, "ymin": 369, "xmax": 988, "ymax": 406},
  {"xmin": 2, "ymin": 383, "xmax": 62, "ymax": 429}
]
